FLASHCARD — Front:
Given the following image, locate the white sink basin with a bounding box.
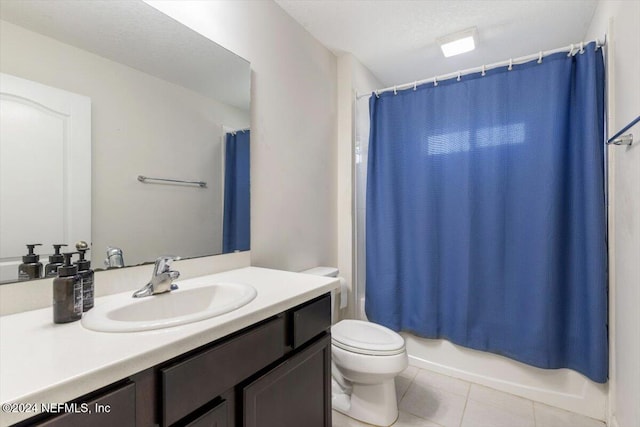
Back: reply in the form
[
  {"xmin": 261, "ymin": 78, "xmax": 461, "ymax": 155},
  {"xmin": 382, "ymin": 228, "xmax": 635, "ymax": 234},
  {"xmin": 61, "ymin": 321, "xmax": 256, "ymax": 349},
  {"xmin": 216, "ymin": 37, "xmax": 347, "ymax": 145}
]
[{"xmin": 82, "ymin": 282, "xmax": 257, "ymax": 332}]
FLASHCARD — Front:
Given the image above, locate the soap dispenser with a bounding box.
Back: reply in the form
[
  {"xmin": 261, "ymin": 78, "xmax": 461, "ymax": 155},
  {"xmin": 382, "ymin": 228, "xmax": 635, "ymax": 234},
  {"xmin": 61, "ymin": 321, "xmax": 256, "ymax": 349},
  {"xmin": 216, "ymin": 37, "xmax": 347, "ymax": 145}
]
[
  {"xmin": 45, "ymin": 244, "xmax": 68, "ymax": 278},
  {"xmin": 74, "ymin": 241, "xmax": 94, "ymax": 311},
  {"xmin": 18, "ymin": 244, "xmax": 43, "ymax": 280},
  {"xmin": 53, "ymin": 252, "xmax": 82, "ymax": 323}
]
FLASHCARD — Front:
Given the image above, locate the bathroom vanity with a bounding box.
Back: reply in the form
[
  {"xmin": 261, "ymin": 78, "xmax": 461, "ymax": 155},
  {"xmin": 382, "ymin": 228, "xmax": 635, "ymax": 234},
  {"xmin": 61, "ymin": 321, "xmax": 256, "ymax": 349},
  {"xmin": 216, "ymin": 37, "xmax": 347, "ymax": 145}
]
[{"xmin": 0, "ymin": 267, "xmax": 338, "ymax": 427}]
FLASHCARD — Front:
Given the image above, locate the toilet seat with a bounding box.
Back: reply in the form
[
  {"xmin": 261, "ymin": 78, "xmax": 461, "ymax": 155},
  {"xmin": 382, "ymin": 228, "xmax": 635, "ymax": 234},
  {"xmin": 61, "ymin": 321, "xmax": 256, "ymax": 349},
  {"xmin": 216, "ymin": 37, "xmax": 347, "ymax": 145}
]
[{"xmin": 331, "ymin": 320, "xmax": 405, "ymax": 356}]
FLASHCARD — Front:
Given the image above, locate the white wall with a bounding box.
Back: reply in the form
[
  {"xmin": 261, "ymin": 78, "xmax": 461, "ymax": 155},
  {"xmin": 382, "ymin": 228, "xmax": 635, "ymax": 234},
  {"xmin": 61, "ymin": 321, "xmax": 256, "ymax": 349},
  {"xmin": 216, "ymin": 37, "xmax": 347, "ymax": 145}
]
[
  {"xmin": 336, "ymin": 54, "xmax": 384, "ymax": 319},
  {"xmin": 336, "ymin": 55, "xmax": 353, "ymax": 318},
  {"xmin": 350, "ymin": 57, "xmax": 384, "ymax": 320},
  {"xmin": 147, "ymin": 0, "xmax": 338, "ymax": 273},
  {"xmin": 0, "ymin": 21, "xmax": 249, "ymax": 265},
  {"xmin": 586, "ymin": 2, "xmax": 640, "ymax": 427}
]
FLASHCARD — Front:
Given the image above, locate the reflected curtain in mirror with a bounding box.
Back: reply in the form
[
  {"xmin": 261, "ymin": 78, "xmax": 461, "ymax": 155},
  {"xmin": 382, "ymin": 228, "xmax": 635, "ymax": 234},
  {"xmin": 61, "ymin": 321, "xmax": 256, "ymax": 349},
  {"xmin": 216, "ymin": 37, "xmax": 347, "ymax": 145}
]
[
  {"xmin": 223, "ymin": 131, "xmax": 250, "ymax": 253},
  {"xmin": 365, "ymin": 43, "xmax": 607, "ymax": 382}
]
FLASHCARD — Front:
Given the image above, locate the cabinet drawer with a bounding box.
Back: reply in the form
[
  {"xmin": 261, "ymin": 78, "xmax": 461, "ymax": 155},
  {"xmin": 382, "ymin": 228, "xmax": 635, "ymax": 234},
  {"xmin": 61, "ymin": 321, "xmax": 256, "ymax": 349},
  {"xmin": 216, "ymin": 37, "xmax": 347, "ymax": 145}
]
[
  {"xmin": 292, "ymin": 293, "xmax": 331, "ymax": 348},
  {"xmin": 161, "ymin": 315, "xmax": 286, "ymax": 426},
  {"xmin": 34, "ymin": 382, "xmax": 135, "ymax": 427}
]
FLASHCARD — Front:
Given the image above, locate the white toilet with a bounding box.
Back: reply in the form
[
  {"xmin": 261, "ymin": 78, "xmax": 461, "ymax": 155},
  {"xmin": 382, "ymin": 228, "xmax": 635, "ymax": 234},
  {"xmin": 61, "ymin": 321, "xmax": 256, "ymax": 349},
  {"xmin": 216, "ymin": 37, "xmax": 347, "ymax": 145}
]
[{"xmin": 302, "ymin": 267, "xmax": 408, "ymax": 427}]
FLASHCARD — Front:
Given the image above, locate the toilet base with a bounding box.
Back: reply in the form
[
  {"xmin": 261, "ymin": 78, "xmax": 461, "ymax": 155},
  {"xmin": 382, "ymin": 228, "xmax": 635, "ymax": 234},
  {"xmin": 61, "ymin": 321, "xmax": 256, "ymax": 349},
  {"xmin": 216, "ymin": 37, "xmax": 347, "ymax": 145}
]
[{"xmin": 332, "ymin": 377, "xmax": 399, "ymax": 427}]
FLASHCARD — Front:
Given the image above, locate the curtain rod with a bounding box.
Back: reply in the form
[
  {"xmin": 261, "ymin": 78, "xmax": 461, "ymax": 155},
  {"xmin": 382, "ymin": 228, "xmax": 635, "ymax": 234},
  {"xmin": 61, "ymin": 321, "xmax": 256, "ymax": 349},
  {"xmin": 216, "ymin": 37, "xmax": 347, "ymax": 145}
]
[
  {"xmin": 227, "ymin": 128, "xmax": 249, "ymax": 135},
  {"xmin": 356, "ymin": 39, "xmax": 605, "ymax": 100}
]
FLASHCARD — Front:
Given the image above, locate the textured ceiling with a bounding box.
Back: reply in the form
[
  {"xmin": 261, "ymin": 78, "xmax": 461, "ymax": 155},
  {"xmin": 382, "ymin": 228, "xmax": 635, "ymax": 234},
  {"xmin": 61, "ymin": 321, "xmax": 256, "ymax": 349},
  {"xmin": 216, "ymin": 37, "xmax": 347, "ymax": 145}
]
[{"xmin": 275, "ymin": 0, "xmax": 599, "ymax": 87}]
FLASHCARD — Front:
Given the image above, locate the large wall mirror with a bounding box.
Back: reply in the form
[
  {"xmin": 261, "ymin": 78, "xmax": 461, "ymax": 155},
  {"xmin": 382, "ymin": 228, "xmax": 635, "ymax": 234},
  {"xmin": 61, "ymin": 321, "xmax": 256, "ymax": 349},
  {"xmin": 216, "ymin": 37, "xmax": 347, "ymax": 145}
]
[{"xmin": 0, "ymin": 0, "xmax": 251, "ymax": 284}]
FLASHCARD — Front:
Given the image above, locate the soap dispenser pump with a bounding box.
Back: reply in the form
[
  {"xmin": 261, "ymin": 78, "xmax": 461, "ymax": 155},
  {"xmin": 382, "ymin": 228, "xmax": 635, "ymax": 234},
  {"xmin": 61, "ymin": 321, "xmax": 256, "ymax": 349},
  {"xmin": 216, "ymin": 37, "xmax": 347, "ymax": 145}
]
[
  {"xmin": 18, "ymin": 244, "xmax": 43, "ymax": 281},
  {"xmin": 74, "ymin": 241, "xmax": 94, "ymax": 311},
  {"xmin": 45, "ymin": 244, "xmax": 68, "ymax": 278},
  {"xmin": 53, "ymin": 252, "xmax": 82, "ymax": 323}
]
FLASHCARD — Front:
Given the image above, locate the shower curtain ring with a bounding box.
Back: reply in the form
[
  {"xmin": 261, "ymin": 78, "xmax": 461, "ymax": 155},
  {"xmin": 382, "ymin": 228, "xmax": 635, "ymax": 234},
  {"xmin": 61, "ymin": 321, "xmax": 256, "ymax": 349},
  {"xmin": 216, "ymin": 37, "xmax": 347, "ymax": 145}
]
[
  {"xmin": 538, "ymin": 51, "xmax": 543, "ymax": 64},
  {"xmin": 508, "ymin": 59, "xmax": 513, "ymax": 71},
  {"xmin": 457, "ymin": 71, "xmax": 461, "ymax": 81},
  {"xmin": 568, "ymin": 44, "xmax": 574, "ymax": 57}
]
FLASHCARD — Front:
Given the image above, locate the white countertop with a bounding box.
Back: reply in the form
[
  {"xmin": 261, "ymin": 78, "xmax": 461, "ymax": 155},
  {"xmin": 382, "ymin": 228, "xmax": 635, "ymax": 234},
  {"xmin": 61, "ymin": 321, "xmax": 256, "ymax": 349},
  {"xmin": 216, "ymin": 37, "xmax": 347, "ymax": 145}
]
[{"xmin": 0, "ymin": 267, "xmax": 338, "ymax": 426}]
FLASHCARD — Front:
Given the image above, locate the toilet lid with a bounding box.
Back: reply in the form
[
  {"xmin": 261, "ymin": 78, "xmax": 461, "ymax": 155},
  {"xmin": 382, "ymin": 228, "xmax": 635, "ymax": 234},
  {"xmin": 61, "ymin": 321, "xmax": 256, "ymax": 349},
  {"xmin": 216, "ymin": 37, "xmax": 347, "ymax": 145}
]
[{"xmin": 331, "ymin": 320, "xmax": 405, "ymax": 356}]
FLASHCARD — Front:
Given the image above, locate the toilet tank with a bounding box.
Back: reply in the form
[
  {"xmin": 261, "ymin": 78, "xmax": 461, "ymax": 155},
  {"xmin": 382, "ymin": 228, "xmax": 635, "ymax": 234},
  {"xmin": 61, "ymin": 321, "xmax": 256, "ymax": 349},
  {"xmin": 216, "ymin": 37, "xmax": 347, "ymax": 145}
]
[
  {"xmin": 301, "ymin": 266, "xmax": 343, "ymax": 323},
  {"xmin": 300, "ymin": 266, "xmax": 339, "ymax": 277}
]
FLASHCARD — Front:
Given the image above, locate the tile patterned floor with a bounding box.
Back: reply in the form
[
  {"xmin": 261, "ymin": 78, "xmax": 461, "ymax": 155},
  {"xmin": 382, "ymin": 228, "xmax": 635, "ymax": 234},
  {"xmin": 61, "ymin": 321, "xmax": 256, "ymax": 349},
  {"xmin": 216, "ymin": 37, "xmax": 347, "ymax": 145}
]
[{"xmin": 332, "ymin": 366, "xmax": 606, "ymax": 427}]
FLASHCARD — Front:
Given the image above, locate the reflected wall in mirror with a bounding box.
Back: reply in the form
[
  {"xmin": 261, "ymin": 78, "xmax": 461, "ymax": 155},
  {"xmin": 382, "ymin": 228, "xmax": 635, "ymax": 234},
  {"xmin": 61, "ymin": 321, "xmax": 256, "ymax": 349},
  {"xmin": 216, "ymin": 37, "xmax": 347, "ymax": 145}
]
[{"xmin": 0, "ymin": 0, "xmax": 251, "ymax": 284}]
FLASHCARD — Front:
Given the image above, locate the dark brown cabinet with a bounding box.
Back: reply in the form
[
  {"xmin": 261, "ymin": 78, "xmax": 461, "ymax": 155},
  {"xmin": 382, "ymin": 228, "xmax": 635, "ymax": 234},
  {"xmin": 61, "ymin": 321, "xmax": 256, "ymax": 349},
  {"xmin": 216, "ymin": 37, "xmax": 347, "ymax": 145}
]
[
  {"xmin": 161, "ymin": 315, "xmax": 286, "ymax": 426},
  {"xmin": 17, "ymin": 293, "xmax": 331, "ymax": 427}
]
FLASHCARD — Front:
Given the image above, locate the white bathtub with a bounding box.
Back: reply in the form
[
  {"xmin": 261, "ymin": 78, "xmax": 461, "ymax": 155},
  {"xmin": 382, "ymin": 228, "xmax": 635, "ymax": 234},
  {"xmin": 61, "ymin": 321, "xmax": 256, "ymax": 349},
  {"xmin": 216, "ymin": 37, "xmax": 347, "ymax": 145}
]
[{"xmin": 403, "ymin": 333, "xmax": 607, "ymax": 421}]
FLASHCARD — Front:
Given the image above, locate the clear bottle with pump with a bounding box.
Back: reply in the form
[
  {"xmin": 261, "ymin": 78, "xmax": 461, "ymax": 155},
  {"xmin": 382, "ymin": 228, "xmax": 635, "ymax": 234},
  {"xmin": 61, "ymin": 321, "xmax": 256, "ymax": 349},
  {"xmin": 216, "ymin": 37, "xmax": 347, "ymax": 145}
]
[
  {"xmin": 74, "ymin": 241, "xmax": 94, "ymax": 311},
  {"xmin": 45, "ymin": 244, "xmax": 68, "ymax": 278},
  {"xmin": 18, "ymin": 244, "xmax": 43, "ymax": 280},
  {"xmin": 53, "ymin": 252, "xmax": 82, "ymax": 323}
]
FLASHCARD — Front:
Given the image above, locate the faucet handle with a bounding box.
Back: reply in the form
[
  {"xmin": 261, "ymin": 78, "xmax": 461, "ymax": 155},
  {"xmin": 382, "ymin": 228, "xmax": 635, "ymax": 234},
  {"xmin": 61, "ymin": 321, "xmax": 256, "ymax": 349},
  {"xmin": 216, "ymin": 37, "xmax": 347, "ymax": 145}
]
[{"xmin": 154, "ymin": 255, "xmax": 180, "ymax": 275}]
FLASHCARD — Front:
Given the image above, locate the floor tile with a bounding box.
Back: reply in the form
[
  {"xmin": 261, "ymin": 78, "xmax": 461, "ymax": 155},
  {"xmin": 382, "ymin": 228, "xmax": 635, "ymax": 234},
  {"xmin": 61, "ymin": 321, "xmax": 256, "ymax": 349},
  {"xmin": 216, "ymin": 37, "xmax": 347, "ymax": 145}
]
[
  {"xmin": 533, "ymin": 403, "xmax": 606, "ymax": 427},
  {"xmin": 468, "ymin": 384, "xmax": 534, "ymax": 418},
  {"xmin": 335, "ymin": 369, "xmax": 605, "ymax": 427},
  {"xmin": 333, "ymin": 409, "xmax": 443, "ymax": 427},
  {"xmin": 412, "ymin": 369, "xmax": 471, "ymax": 397},
  {"xmin": 461, "ymin": 399, "xmax": 535, "ymax": 427},
  {"xmin": 399, "ymin": 380, "xmax": 467, "ymax": 427},
  {"xmin": 401, "ymin": 365, "xmax": 420, "ymax": 379},
  {"xmin": 396, "ymin": 366, "xmax": 419, "ymax": 402},
  {"xmin": 393, "ymin": 411, "xmax": 443, "ymax": 426},
  {"xmin": 332, "ymin": 410, "xmax": 374, "ymax": 427}
]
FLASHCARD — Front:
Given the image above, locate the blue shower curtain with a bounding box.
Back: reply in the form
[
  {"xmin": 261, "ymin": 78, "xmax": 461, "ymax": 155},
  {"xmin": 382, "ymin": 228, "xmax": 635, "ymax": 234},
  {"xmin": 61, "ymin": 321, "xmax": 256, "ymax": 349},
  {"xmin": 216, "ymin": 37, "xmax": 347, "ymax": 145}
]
[
  {"xmin": 365, "ymin": 43, "xmax": 607, "ymax": 382},
  {"xmin": 223, "ymin": 130, "xmax": 250, "ymax": 253}
]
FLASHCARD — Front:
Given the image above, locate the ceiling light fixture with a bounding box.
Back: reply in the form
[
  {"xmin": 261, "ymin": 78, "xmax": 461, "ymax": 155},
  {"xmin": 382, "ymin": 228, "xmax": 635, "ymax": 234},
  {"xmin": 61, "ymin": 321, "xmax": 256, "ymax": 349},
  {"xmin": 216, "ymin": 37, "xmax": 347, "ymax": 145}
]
[{"xmin": 437, "ymin": 27, "xmax": 478, "ymax": 58}]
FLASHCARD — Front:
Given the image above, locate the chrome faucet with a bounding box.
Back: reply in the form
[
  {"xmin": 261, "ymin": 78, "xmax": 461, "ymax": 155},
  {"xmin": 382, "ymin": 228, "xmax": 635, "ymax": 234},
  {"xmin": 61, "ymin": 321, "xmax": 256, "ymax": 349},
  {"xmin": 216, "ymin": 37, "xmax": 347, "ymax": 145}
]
[
  {"xmin": 132, "ymin": 256, "xmax": 180, "ymax": 298},
  {"xmin": 105, "ymin": 246, "xmax": 125, "ymax": 268}
]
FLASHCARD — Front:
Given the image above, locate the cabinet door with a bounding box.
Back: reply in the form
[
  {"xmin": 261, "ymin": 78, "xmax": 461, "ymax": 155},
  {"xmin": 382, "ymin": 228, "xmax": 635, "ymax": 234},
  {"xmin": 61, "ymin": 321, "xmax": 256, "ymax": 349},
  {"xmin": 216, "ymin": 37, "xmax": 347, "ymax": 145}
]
[
  {"xmin": 243, "ymin": 334, "xmax": 331, "ymax": 427},
  {"xmin": 0, "ymin": 73, "xmax": 91, "ymax": 283}
]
